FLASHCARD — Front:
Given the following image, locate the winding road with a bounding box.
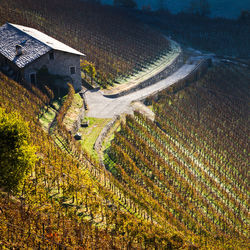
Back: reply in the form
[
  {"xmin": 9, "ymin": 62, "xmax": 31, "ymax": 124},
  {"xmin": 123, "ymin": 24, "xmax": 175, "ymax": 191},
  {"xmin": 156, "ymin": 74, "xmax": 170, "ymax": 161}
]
[{"xmin": 84, "ymin": 56, "xmax": 205, "ymax": 118}]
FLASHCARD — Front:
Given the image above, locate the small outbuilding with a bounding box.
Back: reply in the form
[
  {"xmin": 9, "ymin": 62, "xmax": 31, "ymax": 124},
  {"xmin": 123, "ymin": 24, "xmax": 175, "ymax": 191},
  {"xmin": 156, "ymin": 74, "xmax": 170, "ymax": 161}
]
[{"xmin": 0, "ymin": 23, "xmax": 85, "ymax": 91}]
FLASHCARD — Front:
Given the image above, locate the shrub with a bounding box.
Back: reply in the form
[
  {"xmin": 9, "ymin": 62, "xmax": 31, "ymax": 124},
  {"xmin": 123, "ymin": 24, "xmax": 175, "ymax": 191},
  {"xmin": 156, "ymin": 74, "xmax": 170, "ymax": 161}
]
[{"xmin": 0, "ymin": 108, "xmax": 36, "ymax": 193}]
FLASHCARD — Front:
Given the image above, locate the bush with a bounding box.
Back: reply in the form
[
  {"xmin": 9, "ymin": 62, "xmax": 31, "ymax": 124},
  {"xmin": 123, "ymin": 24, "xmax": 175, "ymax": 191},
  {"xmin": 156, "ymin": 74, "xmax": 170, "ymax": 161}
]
[{"xmin": 0, "ymin": 108, "xmax": 36, "ymax": 193}]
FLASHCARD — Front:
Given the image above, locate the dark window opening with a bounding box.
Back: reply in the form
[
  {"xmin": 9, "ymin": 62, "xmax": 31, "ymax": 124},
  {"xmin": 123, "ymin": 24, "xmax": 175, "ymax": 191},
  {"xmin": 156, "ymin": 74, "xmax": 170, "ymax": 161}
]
[
  {"xmin": 30, "ymin": 73, "xmax": 36, "ymax": 84},
  {"xmin": 70, "ymin": 66, "xmax": 76, "ymax": 75},
  {"xmin": 49, "ymin": 52, "xmax": 54, "ymax": 60}
]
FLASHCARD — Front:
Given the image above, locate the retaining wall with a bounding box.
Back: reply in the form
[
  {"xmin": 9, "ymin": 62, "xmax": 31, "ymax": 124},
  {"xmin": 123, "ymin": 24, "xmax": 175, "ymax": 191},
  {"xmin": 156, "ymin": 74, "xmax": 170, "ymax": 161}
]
[
  {"xmin": 142, "ymin": 57, "xmax": 212, "ymax": 103},
  {"xmin": 94, "ymin": 115, "xmax": 120, "ymax": 152},
  {"xmin": 103, "ymin": 52, "xmax": 184, "ymax": 98},
  {"xmin": 71, "ymin": 100, "xmax": 85, "ymax": 134},
  {"xmin": 168, "ymin": 58, "xmax": 212, "ymax": 93}
]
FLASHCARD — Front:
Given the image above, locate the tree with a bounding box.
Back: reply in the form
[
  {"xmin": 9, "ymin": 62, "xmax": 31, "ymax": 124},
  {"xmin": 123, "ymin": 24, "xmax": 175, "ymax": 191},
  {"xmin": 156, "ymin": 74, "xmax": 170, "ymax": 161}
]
[
  {"xmin": 158, "ymin": 0, "xmax": 164, "ymax": 10},
  {"xmin": 200, "ymin": 0, "xmax": 210, "ymax": 16},
  {"xmin": 239, "ymin": 10, "xmax": 250, "ymax": 23},
  {"xmin": 80, "ymin": 60, "xmax": 96, "ymax": 85},
  {"xmin": 113, "ymin": 0, "xmax": 137, "ymax": 9},
  {"xmin": 189, "ymin": 0, "xmax": 210, "ymax": 17},
  {"xmin": 0, "ymin": 108, "xmax": 36, "ymax": 193}
]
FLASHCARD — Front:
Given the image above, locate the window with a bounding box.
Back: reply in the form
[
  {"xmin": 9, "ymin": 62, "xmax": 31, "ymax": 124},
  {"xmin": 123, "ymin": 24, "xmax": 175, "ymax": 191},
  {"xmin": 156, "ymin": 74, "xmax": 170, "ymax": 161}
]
[
  {"xmin": 49, "ymin": 51, "xmax": 54, "ymax": 60},
  {"xmin": 70, "ymin": 66, "xmax": 76, "ymax": 75},
  {"xmin": 30, "ymin": 73, "xmax": 36, "ymax": 85}
]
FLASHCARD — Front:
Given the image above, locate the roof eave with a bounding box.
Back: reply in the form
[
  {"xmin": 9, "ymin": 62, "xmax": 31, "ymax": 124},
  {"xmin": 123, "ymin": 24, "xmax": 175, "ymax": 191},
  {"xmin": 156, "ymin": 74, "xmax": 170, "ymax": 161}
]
[
  {"xmin": 9, "ymin": 23, "xmax": 86, "ymax": 57},
  {"xmin": 52, "ymin": 49, "xmax": 86, "ymax": 57}
]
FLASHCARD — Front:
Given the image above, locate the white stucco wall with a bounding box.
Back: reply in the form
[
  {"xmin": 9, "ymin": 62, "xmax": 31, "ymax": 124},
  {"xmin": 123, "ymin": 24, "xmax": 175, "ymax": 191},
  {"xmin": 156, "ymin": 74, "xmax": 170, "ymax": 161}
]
[{"xmin": 23, "ymin": 50, "xmax": 82, "ymax": 91}]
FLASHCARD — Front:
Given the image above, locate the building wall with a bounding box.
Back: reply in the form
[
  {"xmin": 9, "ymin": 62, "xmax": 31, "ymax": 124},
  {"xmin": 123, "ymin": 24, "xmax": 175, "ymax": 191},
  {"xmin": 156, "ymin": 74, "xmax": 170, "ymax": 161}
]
[
  {"xmin": 0, "ymin": 54, "xmax": 22, "ymax": 81},
  {"xmin": 23, "ymin": 50, "xmax": 82, "ymax": 91},
  {"xmin": 0, "ymin": 54, "xmax": 5, "ymax": 66}
]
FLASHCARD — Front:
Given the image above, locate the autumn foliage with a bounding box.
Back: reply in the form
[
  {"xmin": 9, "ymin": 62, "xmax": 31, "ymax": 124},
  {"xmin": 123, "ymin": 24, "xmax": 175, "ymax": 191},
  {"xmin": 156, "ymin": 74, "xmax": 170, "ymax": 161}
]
[
  {"xmin": 0, "ymin": 0, "xmax": 170, "ymax": 86},
  {"xmin": 0, "ymin": 73, "xmax": 190, "ymax": 248},
  {"xmin": 107, "ymin": 65, "xmax": 249, "ymax": 248}
]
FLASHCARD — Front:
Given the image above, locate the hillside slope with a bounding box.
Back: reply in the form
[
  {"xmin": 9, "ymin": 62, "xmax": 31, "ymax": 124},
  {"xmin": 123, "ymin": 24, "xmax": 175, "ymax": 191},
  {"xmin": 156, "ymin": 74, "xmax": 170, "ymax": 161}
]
[
  {"xmin": 102, "ymin": 0, "xmax": 250, "ymax": 19},
  {"xmin": 106, "ymin": 64, "xmax": 249, "ymax": 248},
  {"xmin": 0, "ymin": 0, "xmax": 170, "ymax": 87},
  {"xmin": 0, "ymin": 74, "xmax": 197, "ymax": 248}
]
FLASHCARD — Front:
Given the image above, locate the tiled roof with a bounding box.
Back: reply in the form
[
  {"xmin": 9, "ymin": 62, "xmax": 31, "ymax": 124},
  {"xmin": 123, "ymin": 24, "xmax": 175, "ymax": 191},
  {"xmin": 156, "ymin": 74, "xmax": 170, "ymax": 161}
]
[{"xmin": 0, "ymin": 23, "xmax": 85, "ymax": 68}]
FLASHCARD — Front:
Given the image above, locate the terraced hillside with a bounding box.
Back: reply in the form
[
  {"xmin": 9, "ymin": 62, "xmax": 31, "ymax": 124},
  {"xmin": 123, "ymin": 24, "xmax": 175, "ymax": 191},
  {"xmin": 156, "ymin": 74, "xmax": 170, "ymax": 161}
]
[
  {"xmin": 0, "ymin": 74, "xmax": 111, "ymax": 248},
  {"xmin": 0, "ymin": 73, "xmax": 203, "ymax": 249},
  {"xmin": 0, "ymin": 0, "xmax": 171, "ymax": 87},
  {"xmin": 0, "ymin": 0, "xmax": 249, "ymax": 248},
  {"xmin": 106, "ymin": 65, "xmax": 249, "ymax": 248},
  {"xmin": 2, "ymin": 63, "xmax": 247, "ymax": 249}
]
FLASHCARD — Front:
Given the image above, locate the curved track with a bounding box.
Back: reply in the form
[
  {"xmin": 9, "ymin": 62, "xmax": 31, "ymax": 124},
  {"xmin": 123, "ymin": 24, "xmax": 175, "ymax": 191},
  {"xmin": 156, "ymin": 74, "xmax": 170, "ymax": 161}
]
[{"xmin": 85, "ymin": 56, "xmax": 206, "ymax": 118}]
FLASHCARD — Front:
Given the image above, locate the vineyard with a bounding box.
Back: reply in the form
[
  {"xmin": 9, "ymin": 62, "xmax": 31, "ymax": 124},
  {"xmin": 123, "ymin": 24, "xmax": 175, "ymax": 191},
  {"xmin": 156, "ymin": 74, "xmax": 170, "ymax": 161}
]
[
  {"xmin": 0, "ymin": 72, "xmax": 200, "ymax": 248},
  {"xmin": 106, "ymin": 65, "xmax": 249, "ymax": 248},
  {"xmin": 0, "ymin": 0, "xmax": 249, "ymax": 247},
  {"xmin": 0, "ymin": 45, "xmax": 248, "ymax": 250},
  {"xmin": 0, "ymin": 0, "xmax": 171, "ymax": 87}
]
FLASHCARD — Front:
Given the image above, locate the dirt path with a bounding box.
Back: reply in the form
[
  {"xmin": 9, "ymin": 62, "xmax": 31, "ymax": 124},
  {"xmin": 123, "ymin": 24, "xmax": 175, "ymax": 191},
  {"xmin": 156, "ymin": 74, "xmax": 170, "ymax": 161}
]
[{"xmin": 84, "ymin": 56, "xmax": 206, "ymax": 118}]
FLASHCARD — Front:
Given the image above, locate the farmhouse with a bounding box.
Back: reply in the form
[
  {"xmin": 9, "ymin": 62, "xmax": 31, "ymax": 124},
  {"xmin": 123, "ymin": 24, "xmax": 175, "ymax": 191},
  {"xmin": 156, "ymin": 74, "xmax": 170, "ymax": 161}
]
[{"xmin": 0, "ymin": 23, "xmax": 85, "ymax": 91}]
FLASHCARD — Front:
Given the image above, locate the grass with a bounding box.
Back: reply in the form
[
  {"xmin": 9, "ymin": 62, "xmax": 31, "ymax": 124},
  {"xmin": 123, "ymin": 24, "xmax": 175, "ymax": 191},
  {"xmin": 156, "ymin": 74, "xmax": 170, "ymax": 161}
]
[
  {"xmin": 40, "ymin": 94, "xmax": 110, "ymax": 161},
  {"xmin": 39, "ymin": 97, "xmax": 65, "ymax": 131},
  {"xmin": 102, "ymin": 118, "xmax": 121, "ymax": 150},
  {"xmin": 39, "ymin": 107, "xmax": 57, "ymax": 131},
  {"xmin": 52, "ymin": 99, "xmax": 63, "ymax": 110},
  {"xmin": 63, "ymin": 93, "xmax": 83, "ymax": 131},
  {"xmin": 79, "ymin": 117, "xmax": 111, "ymax": 160},
  {"xmin": 102, "ymin": 117, "xmax": 122, "ymax": 174},
  {"xmin": 39, "ymin": 93, "xmax": 82, "ymax": 132}
]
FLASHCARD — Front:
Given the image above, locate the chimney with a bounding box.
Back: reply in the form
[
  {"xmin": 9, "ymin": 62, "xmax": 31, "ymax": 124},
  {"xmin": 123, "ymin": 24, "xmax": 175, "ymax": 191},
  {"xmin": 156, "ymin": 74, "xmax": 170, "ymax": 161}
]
[{"xmin": 16, "ymin": 44, "xmax": 22, "ymax": 56}]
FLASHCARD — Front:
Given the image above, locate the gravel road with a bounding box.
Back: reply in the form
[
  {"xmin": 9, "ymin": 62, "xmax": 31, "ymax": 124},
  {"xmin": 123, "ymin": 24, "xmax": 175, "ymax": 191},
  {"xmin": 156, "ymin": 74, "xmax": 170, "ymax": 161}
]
[{"xmin": 85, "ymin": 61, "xmax": 198, "ymax": 118}]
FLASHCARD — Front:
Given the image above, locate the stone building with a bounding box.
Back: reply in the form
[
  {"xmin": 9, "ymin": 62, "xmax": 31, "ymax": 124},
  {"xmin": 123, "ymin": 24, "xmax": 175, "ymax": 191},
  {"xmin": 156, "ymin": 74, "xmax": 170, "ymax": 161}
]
[{"xmin": 0, "ymin": 23, "xmax": 85, "ymax": 91}]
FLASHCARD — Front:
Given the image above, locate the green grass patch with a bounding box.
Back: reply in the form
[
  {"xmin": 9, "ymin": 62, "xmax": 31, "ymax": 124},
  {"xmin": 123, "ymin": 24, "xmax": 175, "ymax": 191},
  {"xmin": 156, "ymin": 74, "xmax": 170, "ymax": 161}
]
[
  {"xmin": 39, "ymin": 97, "xmax": 65, "ymax": 130},
  {"xmin": 64, "ymin": 93, "xmax": 83, "ymax": 130},
  {"xmin": 39, "ymin": 107, "xmax": 56, "ymax": 130},
  {"xmin": 102, "ymin": 121, "xmax": 121, "ymax": 151},
  {"xmin": 147, "ymin": 105, "xmax": 154, "ymax": 111},
  {"xmin": 103, "ymin": 152, "xmax": 119, "ymax": 177},
  {"xmin": 79, "ymin": 117, "xmax": 111, "ymax": 160},
  {"xmin": 52, "ymin": 99, "xmax": 62, "ymax": 111}
]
